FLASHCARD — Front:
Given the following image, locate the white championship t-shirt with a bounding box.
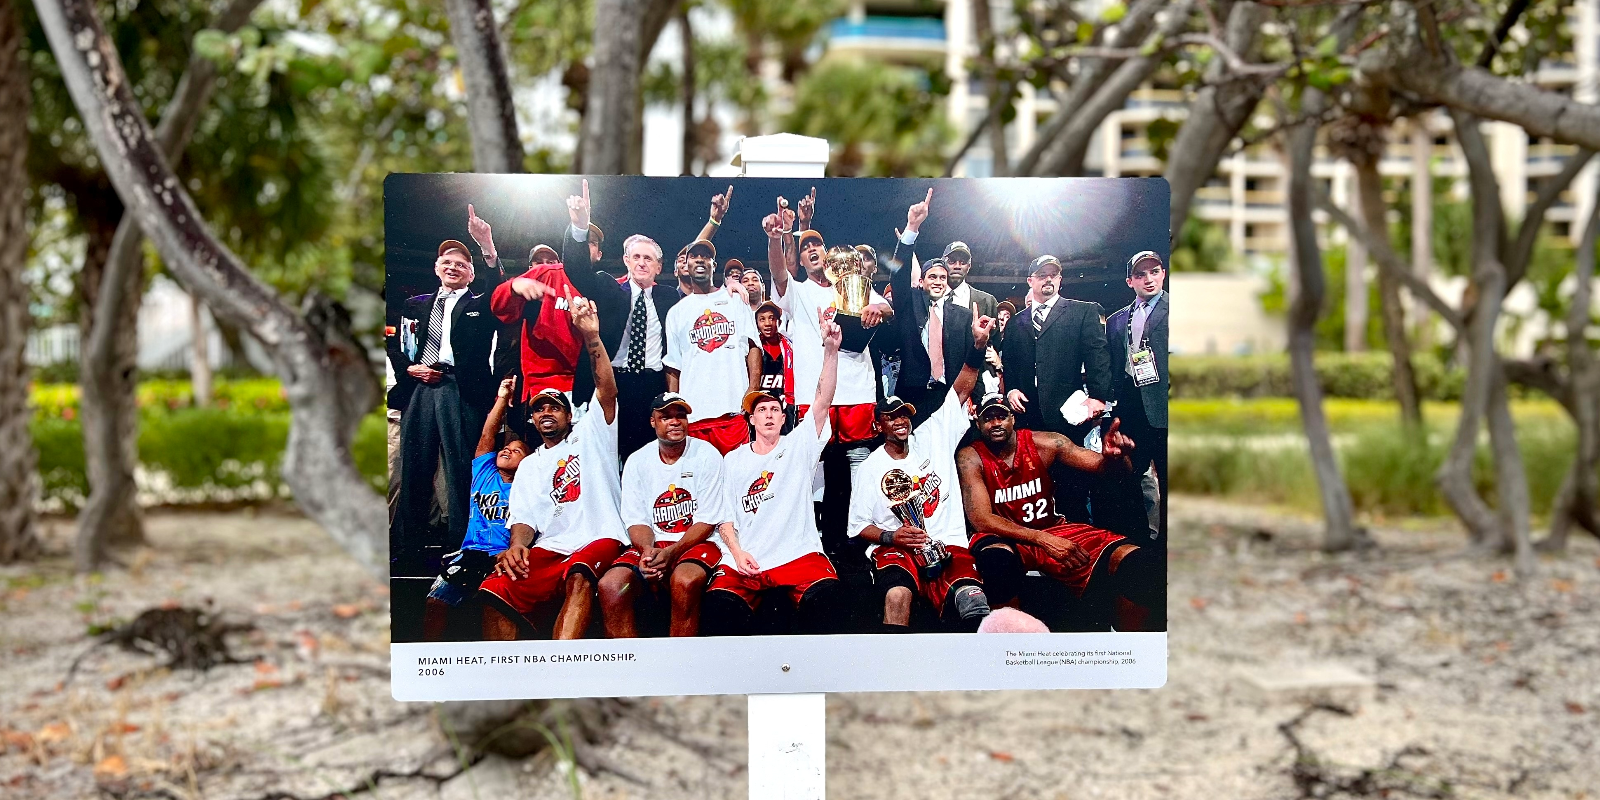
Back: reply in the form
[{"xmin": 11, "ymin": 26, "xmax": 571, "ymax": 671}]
[
  {"xmin": 775, "ymin": 278, "xmax": 885, "ymax": 407},
  {"xmin": 664, "ymin": 288, "xmax": 758, "ymax": 422},
  {"xmin": 507, "ymin": 406, "xmax": 628, "ymax": 555},
  {"xmin": 620, "ymin": 437, "xmax": 733, "ymax": 545},
  {"xmin": 849, "ymin": 388, "xmax": 973, "ymax": 553},
  {"xmin": 721, "ymin": 415, "xmax": 832, "ymax": 570}
]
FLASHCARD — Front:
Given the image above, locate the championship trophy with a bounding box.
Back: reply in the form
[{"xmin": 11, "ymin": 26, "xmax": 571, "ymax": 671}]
[
  {"xmin": 880, "ymin": 468, "xmax": 949, "ymax": 578},
  {"xmin": 824, "ymin": 246, "xmax": 879, "ymax": 352}
]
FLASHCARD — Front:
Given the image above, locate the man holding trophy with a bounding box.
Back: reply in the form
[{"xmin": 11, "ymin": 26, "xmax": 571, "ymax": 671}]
[{"xmin": 849, "ymin": 305, "xmax": 997, "ymax": 633}]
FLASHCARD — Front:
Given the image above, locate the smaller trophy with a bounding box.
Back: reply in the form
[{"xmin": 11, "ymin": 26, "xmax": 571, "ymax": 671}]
[
  {"xmin": 824, "ymin": 246, "xmax": 879, "ymax": 353},
  {"xmin": 880, "ymin": 468, "xmax": 949, "ymax": 578}
]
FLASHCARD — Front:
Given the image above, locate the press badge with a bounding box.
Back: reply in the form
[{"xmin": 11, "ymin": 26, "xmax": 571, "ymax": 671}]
[{"xmin": 1131, "ymin": 348, "xmax": 1159, "ymax": 387}]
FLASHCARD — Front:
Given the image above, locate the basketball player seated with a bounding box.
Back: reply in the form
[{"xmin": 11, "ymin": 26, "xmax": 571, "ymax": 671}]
[
  {"xmin": 699, "ymin": 309, "xmax": 848, "ymax": 636},
  {"xmin": 955, "ymin": 394, "xmax": 1163, "ymax": 631},
  {"xmin": 479, "ymin": 291, "xmax": 628, "ymax": 640},
  {"xmin": 598, "ymin": 392, "xmax": 731, "ymax": 638},
  {"xmin": 849, "ymin": 307, "xmax": 996, "ymax": 633}
]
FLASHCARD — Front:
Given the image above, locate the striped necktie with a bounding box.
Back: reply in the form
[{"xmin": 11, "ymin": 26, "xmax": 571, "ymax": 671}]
[{"xmin": 420, "ymin": 292, "xmax": 447, "ymax": 365}]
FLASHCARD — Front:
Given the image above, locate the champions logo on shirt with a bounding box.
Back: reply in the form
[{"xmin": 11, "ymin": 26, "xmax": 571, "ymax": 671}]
[
  {"xmin": 689, "ymin": 310, "xmax": 736, "ymax": 352},
  {"xmin": 652, "ymin": 485, "xmax": 696, "ymax": 534},
  {"xmin": 550, "ymin": 455, "xmax": 582, "ymax": 504},
  {"xmin": 741, "ymin": 471, "xmax": 775, "ymax": 514},
  {"xmin": 914, "ymin": 471, "xmax": 943, "ymax": 518}
]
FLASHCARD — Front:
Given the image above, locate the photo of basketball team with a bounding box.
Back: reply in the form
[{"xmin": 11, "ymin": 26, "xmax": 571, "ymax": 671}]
[{"xmin": 385, "ymin": 175, "xmax": 1169, "ymax": 643}]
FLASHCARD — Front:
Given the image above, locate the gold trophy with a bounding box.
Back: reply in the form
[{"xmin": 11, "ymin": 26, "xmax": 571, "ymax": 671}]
[
  {"xmin": 881, "ymin": 468, "xmax": 949, "ymax": 578},
  {"xmin": 824, "ymin": 246, "xmax": 879, "ymax": 352}
]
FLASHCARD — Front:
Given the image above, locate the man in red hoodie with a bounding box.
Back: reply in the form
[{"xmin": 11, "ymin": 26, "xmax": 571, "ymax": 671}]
[{"xmin": 467, "ymin": 204, "xmax": 584, "ymax": 405}]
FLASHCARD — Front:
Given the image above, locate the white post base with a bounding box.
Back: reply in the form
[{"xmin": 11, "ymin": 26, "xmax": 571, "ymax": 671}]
[{"xmin": 748, "ymin": 693, "xmax": 826, "ymax": 799}]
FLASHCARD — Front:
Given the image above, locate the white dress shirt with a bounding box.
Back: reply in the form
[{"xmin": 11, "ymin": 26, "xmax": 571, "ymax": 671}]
[{"xmin": 433, "ymin": 286, "xmax": 469, "ymax": 366}]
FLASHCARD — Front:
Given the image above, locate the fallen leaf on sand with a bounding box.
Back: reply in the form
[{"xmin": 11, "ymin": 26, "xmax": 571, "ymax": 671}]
[
  {"xmin": 254, "ymin": 660, "xmax": 279, "ymax": 675},
  {"xmin": 332, "ymin": 604, "xmax": 362, "ymax": 619},
  {"xmin": 989, "ymin": 751, "xmax": 1015, "ymax": 763},
  {"xmin": 2, "ymin": 730, "xmax": 33, "ymax": 752},
  {"xmin": 35, "ymin": 722, "xmax": 71, "ymax": 744},
  {"xmin": 106, "ymin": 676, "xmax": 126, "ymax": 692},
  {"xmin": 248, "ymin": 678, "xmax": 284, "ymax": 693},
  {"xmin": 93, "ymin": 755, "xmax": 128, "ymax": 780},
  {"xmin": 106, "ymin": 723, "xmax": 140, "ymax": 735},
  {"xmin": 1490, "ymin": 571, "xmax": 1508, "ymax": 583},
  {"xmin": 1190, "ymin": 597, "xmax": 1208, "ymax": 610},
  {"xmin": 1566, "ymin": 701, "xmax": 1586, "ymax": 715},
  {"xmin": 1186, "ymin": 713, "xmax": 1209, "ymax": 721},
  {"xmin": 1551, "ymin": 579, "xmax": 1574, "ymax": 593},
  {"xmin": 1293, "ymin": 612, "xmax": 1308, "ymax": 625}
]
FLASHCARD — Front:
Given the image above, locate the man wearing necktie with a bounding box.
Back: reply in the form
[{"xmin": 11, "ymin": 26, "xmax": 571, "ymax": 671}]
[
  {"xmin": 1107, "ymin": 250, "xmax": 1169, "ymax": 544},
  {"xmin": 389, "ymin": 240, "xmax": 504, "ymax": 574},
  {"xmin": 884, "ymin": 192, "xmax": 977, "ymax": 427}
]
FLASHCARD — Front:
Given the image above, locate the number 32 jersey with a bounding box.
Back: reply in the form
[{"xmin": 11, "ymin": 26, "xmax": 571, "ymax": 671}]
[{"xmin": 970, "ymin": 428, "xmax": 1064, "ymax": 529}]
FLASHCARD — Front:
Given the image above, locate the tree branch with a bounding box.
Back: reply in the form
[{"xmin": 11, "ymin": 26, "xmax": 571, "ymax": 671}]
[
  {"xmin": 1475, "ymin": 0, "xmax": 1534, "ymax": 69},
  {"xmin": 1315, "ymin": 194, "xmax": 1465, "ymax": 331},
  {"xmin": 1505, "ymin": 148, "xmax": 1595, "ymax": 288},
  {"xmin": 444, "ymin": 0, "xmax": 524, "ymax": 173}
]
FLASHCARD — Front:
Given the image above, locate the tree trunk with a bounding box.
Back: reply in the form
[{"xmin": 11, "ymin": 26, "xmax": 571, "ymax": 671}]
[
  {"xmin": 1285, "ymin": 107, "xmax": 1362, "ymax": 552},
  {"xmin": 443, "ymin": 0, "xmax": 524, "ymax": 173},
  {"xmin": 1437, "ymin": 111, "xmax": 1509, "ymax": 549},
  {"xmin": 190, "ymin": 294, "xmax": 211, "ymax": 407},
  {"xmin": 679, "ymin": 6, "xmax": 695, "ymax": 175},
  {"xmin": 1344, "ymin": 190, "xmax": 1369, "ymax": 353},
  {"xmin": 1031, "ymin": 0, "xmax": 1195, "ymax": 177},
  {"xmin": 1410, "ymin": 122, "xmax": 1432, "ymax": 349},
  {"xmin": 1487, "ymin": 368, "xmax": 1534, "ymax": 574},
  {"xmin": 72, "ymin": 0, "xmax": 263, "ymax": 572},
  {"xmin": 1353, "ymin": 158, "xmax": 1422, "ymax": 426},
  {"xmin": 970, "ymin": 0, "xmax": 1007, "ymax": 176},
  {"xmin": 1540, "ymin": 189, "xmax": 1600, "ymax": 551},
  {"xmin": 36, "ymin": 0, "xmax": 387, "ymax": 577},
  {"xmin": 1164, "ymin": 0, "xmax": 1266, "ymax": 234},
  {"xmin": 0, "ymin": 0, "xmax": 40, "ymax": 564},
  {"xmin": 584, "ymin": 0, "xmax": 679, "ymax": 175}
]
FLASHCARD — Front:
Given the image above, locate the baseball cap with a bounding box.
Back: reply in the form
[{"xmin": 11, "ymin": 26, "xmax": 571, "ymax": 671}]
[
  {"xmin": 724, "ymin": 258, "xmax": 745, "ymax": 275},
  {"xmin": 742, "ymin": 389, "xmax": 785, "ymax": 415},
  {"xmin": 687, "ymin": 239, "xmax": 716, "ymax": 258},
  {"xmin": 588, "ymin": 223, "xmax": 604, "ymax": 245},
  {"xmin": 527, "ymin": 387, "xmax": 572, "ymax": 413},
  {"xmin": 976, "ymin": 393, "xmax": 1011, "ymax": 417},
  {"xmin": 796, "ymin": 230, "xmax": 824, "ymax": 249},
  {"xmin": 855, "ymin": 244, "xmax": 878, "ymax": 263},
  {"xmin": 942, "ymin": 241, "xmax": 972, "ymax": 260},
  {"xmin": 437, "ymin": 240, "xmax": 471, "ymax": 260},
  {"xmin": 997, "ymin": 300, "xmax": 1017, "ymax": 316},
  {"xmin": 528, "ymin": 243, "xmax": 559, "ymax": 262},
  {"xmin": 1126, "ymin": 250, "xmax": 1164, "ymax": 276},
  {"xmin": 755, "ymin": 299, "xmax": 781, "ymax": 316},
  {"xmin": 650, "ymin": 392, "xmax": 693, "ymax": 414},
  {"xmin": 922, "ymin": 257, "xmax": 947, "ymax": 274},
  {"xmin": 1029, "ymin": 255, "xmax": 1062, "ymax": 275},
  {"xmin": 876, "ymin": 395, "xmax": 917, "ymax": 418}
]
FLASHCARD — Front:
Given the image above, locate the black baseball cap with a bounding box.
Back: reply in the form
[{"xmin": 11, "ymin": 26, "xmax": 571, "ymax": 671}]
[
  {"xmin": 922, "ymin": 257, "xmax": 947, "ymax": 274},
  {"xmin": 528, "ymin": 387, "xmax": 573, "ymax": 413},
  {"xmin": 876, "ymin": 395, "xmax": 916, "ymax": 418},
  {"xmin": 1029, "ymin": 255, "xmax": 1062, "ymax": 275},
  {"xmin": 976, "ymin": 393, "xmax": 1011, "ymax": 417},
  {"xmin": 942, "ymin": 241, "xmax": 972, "ymax": 260},
  {"xmin": 1126, "ymin": 250, "xmax": 1164, "ymax": 276},
  {"xmin": 650, "ymin": 392, "xmax": 693, "ymax": 414}
]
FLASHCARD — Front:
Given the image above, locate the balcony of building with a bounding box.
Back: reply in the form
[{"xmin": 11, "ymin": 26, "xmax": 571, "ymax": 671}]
[{"xmin": 823, "ymin": 15, "xmax": 948, "ymax": 65}]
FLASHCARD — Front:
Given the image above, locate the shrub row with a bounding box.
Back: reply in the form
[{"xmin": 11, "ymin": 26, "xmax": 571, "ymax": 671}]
[
  {"xmin": 32, "ymin": 408, "xmax": 387, "ymax": 512},
  {"xmin": 1169, "ymin": 352, "xmax": 1472, "ymax": 401},
  {"xmin": 30, "ymin": 378, "xmax": 290, "ymax": 420}
]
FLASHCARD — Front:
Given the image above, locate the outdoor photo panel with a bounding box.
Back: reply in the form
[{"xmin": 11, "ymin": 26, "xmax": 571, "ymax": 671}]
[{"xmin": 386, "ymin": 174, "xmax": 1169, "ymax": 700}]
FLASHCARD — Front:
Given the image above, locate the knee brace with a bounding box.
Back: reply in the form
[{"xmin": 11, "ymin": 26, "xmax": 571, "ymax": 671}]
[
  {"xmin": 1108, "ymin": 547, "xmax": 1164, "ymax": 610},
  {"xmin": 974, "ymin": 544, "xmax": 1024, "ymax": 606},
  {"xmin": 699, "ymin": 590, "xmax": 753, "ymax": 637},
  {"xmin": 951, "ymin": 583, "xmax": 991, "ymax": 622}
]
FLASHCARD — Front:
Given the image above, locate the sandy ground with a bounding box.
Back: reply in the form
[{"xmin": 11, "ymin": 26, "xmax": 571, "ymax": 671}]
[{"xmin": 1, "ymin": 499, "xmax": 1595, "ymax": 799}]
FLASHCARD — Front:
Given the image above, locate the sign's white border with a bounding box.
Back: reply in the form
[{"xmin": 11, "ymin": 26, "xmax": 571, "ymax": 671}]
[{"xmin": 393, "ymin": 632, "xmax": 1167, "ymax": 700}]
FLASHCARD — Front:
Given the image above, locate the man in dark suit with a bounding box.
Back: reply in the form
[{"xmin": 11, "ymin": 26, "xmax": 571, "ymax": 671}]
[
  {"xmin": 1000, "ymin": 254, "xmax": 1112, "ymax": 440},
  {"xmin": 388, "ymin": 240, "xmax": 504, "ymax": 573},
  {"xmin": 1107, "ymin": 250, "xmax": 1169, "ymax": 540},
  {"xmin": 887, "ymin": 253, "xmax": 977, "ymax": 426},
  {"xmin": 939, "ymin": 240, "xmax": 998, "ymax": 320}
]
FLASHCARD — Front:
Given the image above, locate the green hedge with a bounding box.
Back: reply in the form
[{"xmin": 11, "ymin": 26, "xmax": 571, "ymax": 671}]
[
  {"xmin": 30, "ymin": 378, "xmax": 289, "ymax": 420},
  {"xmin": 31, "ymin": 408, "xmax": 386, "ymax": 511},
  {"xmin": 1169, "ymin": 352, "xmax": 1470, "ymax": 401}
]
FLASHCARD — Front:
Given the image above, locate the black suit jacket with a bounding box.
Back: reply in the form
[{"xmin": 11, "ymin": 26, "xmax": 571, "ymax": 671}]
[
  {"xmin": 955, "ymin": 284, "xmax": 999, "ymax": 320},
  {"xmin": 559, "ymin": 228, "xmax": 679, "ymax": 401},
  {"xmin": 887, "ymin": 243, "xmax": 974, "ymax": 393},
  {"xmin": 388, "ymin": 288, "xmax": 502, "ymax": 417},
  {"xmin": 1000, "ymin": 296, "xmax": 1112, "ymax": 432},
  {"xmin": 1106, "ymin": 294, "xmax": 1169, "ymax": 429}
]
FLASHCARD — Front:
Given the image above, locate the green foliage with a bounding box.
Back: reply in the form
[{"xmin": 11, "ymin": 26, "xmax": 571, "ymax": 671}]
[
  {"xmin": 1168, "ymin": 352, "xmax": 1469, "ymax": 401},
  {"xmin": 1255, "ymin": 245, "xmax": 1385, "ymax": 350},
  {"xmin": 30, "ymin": 378, "xmax": 290, "ymax": 419},
  {"xmin": 784, "ymin": 61, "xmax": 952, "ymax": 177},
  {"xmin": 1169, "ymin": 216, "xmax": 1232, "ymax": 272}
]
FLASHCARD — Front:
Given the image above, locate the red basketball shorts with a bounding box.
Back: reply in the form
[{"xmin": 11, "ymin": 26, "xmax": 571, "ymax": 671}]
[
  {"xmin": 479, "ymin": 538, "xmax": 625, "ymax": 614},
  {"xmin": 794, "ymin": 403, "xmax": 876, "ymax": 445},
  {"xmin": 970, "ymin": 523, "xmax": 1127, "ymax": 598},
  {"xmin": 687, "ymin": 413, "xmax": 751, "ymax": 455},
  {"xmin": 706, "ymin": 551, "xmax": 839, "ymax": 609},
  {"xmin": 873, "ymin": 544, "xmax": 981, "ymax": 609},
  {"xmin": 609, "ymin": 539, "xmax": 723, "ymax": 580}
]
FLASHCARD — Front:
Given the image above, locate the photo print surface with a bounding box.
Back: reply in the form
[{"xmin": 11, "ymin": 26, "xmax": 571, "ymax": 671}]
[{"xmin": 386, "ymin": 175, "xmax": 1170, "ymax": 699}]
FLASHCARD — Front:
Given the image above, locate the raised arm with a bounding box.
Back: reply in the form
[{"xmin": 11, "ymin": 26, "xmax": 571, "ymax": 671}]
[
  {"xmin": 475, "ymin": 376, "xmax": 518, "ymax": 457},
  {"xmin": 950, "ymin": 307, "xmax": 995, "ymax": 405},
  {"xmin": 695, "ymin": 185, "xmax": 733, "ymax": 244},
  {"xmin": 467, "ymin": 203, "xmax": 500, "ymax": 276},
  {"xmin": 1034, "ymin": 425, "xmax": 1134, "ymax": 476},
  {"xmin": 763, "ymin": 199, "xmax": 797, "ymax": 297},
  {"xmin": 560, "ymin": 179, "xmax": 617, "ymax": 301},
  {"xmin": 569, "ymin": 289, "xmax": 617, "ymax": 423}
]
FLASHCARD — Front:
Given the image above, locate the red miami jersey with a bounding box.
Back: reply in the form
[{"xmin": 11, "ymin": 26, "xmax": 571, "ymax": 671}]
[{"xmin": 971, "ymin": 429, "xmax": 1065, "ymax": 529}]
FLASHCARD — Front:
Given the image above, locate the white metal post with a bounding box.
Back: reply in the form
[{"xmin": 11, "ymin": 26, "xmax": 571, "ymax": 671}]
[{"xmin": 734, "ymin": 133, "xmax": 830, "ymax": 800}]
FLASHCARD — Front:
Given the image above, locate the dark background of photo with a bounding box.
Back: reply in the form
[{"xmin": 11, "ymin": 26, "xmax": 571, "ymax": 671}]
[{"xmin": 384, "ymin": 175, "xmax": 1171, "ymax": 314}]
